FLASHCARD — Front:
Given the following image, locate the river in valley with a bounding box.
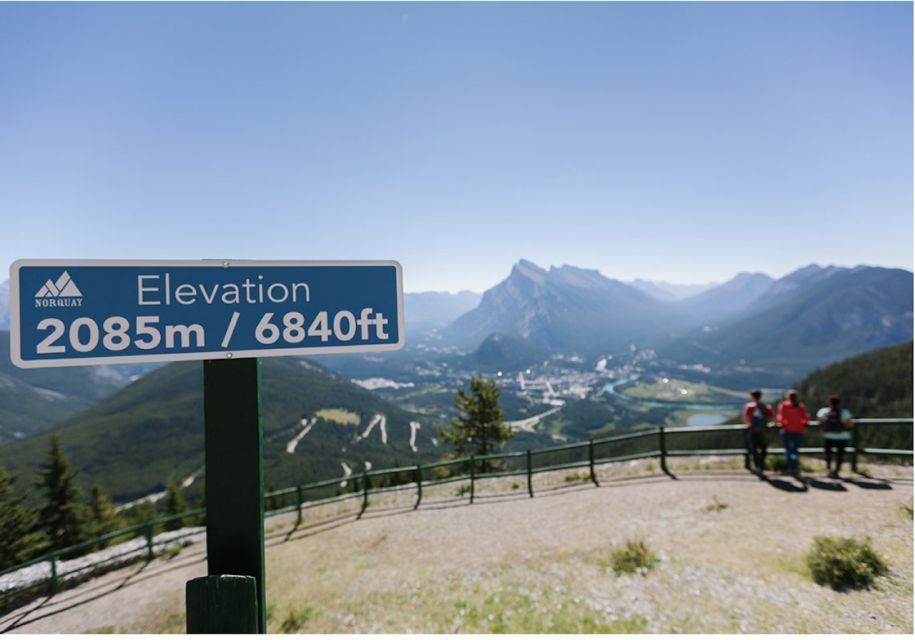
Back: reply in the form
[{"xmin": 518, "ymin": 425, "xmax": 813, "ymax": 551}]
[{"xmin": 601, "ymin": 374, "xmax": 741, "ymax": 425}]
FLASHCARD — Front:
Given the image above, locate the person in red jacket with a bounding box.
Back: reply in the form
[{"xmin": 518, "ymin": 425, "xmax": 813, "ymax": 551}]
[
  {"xmin": 777, "ymin": 389, "xmax": 810, "ymax": 477},
  {"xmin": 742, "ymin": 389, "xmax": 775, "ymax": 475}
]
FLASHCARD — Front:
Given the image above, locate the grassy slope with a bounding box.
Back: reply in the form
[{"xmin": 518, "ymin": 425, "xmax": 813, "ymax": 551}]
[{"xmin": 0, "ymin": 358, "xmax": 443, "ymax": 503}]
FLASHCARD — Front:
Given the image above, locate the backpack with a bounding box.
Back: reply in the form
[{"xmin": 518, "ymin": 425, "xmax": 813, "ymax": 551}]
[
  {"xmin": 749, "ymin": 403, "xmax": 768, "ymax": 432},
  {"xmin": 823, "ymin": 407, "xmax": 845, "ymax": 433}
]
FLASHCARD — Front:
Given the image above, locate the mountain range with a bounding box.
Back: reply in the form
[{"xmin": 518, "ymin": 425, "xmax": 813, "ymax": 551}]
[
  {"xmin": 443, "ymin": 260, "xmax": 684, "ymax": 353},
  {"xmin": 627, "ymin": 279, "xmax": 717, "ymax": 302},
  {"xmin": 2, "ymin": 261, "xmax": 911, "ymax": 443},
  {"xmin": 662, "ymin": 265, "xmax": 913, "ymax": 376},
  {"xmin": 441, "ymin": 260, "xmax": 913, "ymax": 383}
]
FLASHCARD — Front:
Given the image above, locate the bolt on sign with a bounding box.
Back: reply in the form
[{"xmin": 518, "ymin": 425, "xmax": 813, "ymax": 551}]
[{"xmin": 9, "ymin": 259, "xmax": 404, "ymax": 368}]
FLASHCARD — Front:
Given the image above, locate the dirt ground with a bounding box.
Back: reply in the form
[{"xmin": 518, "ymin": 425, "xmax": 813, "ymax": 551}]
[{"xmin": 2, "ymin": 461, "xmax": 912, "ymax": 634}]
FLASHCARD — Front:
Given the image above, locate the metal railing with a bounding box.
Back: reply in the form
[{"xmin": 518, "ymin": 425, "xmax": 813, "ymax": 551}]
[{"xmin": 2, "ymin": 418, "xmax": 910, "ymax": 611}]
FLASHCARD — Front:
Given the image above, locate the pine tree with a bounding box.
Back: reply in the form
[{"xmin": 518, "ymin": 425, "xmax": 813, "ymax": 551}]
[
  {"xmin": 88, "ymin": 485, "xmax": 125, "ymax": 548},
  {"xmin": 0, "ymin": 467, "xmax": 48, "ymax": 569},
  {"xmin": 36, "ymin": 435, "xmax": 89, "ymax": 552},
  {"xmin": 440, "ymin": 376, "xmax": 513, "ymax": 473},
  {"xmin": 163, "ymin": 477, "xmax": 187, "ymax": 531},
  {"xmin": 129, "ymin": 500, "xmax": 157, "ymax": 528}
]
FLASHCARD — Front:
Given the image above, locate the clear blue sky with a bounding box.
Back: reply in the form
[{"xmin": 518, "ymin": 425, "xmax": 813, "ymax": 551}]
[{"xmin": 1, "ymin": 2, "xmax": 911, "ymax": 292}]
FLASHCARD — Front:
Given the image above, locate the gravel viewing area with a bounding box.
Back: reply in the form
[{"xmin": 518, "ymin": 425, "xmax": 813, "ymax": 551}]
[{"xmin": 1, "ymin": 460, "xmax": 911, "ymax": 634}]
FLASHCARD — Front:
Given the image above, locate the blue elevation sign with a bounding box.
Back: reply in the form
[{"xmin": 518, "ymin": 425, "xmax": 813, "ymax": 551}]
[{"xmin": 10, "ymin": 260, "xmax": 404, "ymax": 368}]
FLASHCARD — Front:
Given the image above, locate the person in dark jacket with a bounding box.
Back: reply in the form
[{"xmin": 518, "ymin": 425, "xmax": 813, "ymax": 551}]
[
  {"xmin": 817, "ymin": 395, "xmax": 854, "ymax": 478},
  {"xmin": 742, "ymin": 389, "xmax": 775, "ymax": 475}
]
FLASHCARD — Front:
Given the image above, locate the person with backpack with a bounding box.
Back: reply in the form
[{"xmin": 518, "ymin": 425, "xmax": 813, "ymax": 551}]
[
  {"xmin": 777, "ymin": 389, "xmax": 810, "ymax": 477},
  {"xmin": 817, "ymin": 395, "xmax": 854, "ymax": 478},
  {"xmin": 742, "ymin": 389, "xmax": 775, "ymax": 475}
]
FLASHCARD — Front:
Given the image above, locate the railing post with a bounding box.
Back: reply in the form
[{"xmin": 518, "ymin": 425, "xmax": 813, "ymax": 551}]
[
  {"xmin": 851, "ymin": 424, "xmax": 860, "ymax": 473},
  {"xmin": 49, "ymin": 552, "xmax": 59, "ymax": 595},
  {"xmin": 295, "ymin": 485, "xmax": 303, "ymax": 527},
  {"xmin": 741, "ymin": 427, "xmax": 751, "ymax": 470},
  {"xmin": 358, "ymin": 470, "xmax": 369, "ymax": 518},
  {"xmin": 659, "ymin": 426, "xmax": 669, "ymax": 475},
  {"xmin": 145, "ymin": 520, "xmax": 155, "ymax": 562},
  {"xmin": 588, "ymin": 439, "xmax": 599, "ymax": 486},
  {"xmin": 469, "ymin": 455, "xmax": 475, "ymax": 504},
  {"xmin": 414, "ymin": 465, "xmax": 423, "ymax": 510},
  {"xmin": 526, "ymin": 449, "xmax": 534, "ymax": 498}
]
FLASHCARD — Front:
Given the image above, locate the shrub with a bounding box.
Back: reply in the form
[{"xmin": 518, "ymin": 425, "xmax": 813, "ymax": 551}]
[
  {"xmin": 161, "ymin": 545, "xmax": 183, "ymax": 561},
  {"xmin": 806, "ymin": 536, "xmax": 888, "ymax": 591},
  {"xmin": 563, "ymin": 472, "xmax": 586, "ymax": 482},
  {"xmin": 280, "ymin": 605, "xmax": 319, "ymax": 632},
  {"xmin": 610, "ymin": 539, "xmax": 658, "ymax": 575},
  {"xmin": 704, "ymin": 497, "xmax": 728, "ymax": 512}
]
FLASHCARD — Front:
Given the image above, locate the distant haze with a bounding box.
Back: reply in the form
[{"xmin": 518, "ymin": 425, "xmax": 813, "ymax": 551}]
[{"xmin": 0, "ymin": 3, "xmax": 911, "ymax": 292}]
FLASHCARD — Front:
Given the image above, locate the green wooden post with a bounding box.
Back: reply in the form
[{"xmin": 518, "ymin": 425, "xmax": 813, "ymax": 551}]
[
  {"xmin": 851, "ymin": 424, "xmax": 860, "ymax": 473},
  {"xmin": 187, "ymin": 575, "xmax": 259, "ymax": 634},
  {"xmin": 49, "ymin": 552, "xmax": 58, "ymax": 595},
  {"xmin": 359, "ymin": 470, "xmax": 369, "ymax": 518},
  {"xmin": 295, "ymin": 485, "xmax": 303, "ymax": 527},
  {"xmin": 145, "ymin": 521, "xmax": 155, "ymax": 562},
  {"xmin": 414, "ymin": 465, "xmax": 423, "ymax": 510},
  {"xmin": 659, "ymin": 426, "xmax": 669, "ymax": 475},
  {"xmin": 469, "ymin": 455, "xmax": 475, "ymax": 504},
  {"xmin": 743, "ymin": 429, "xmax": 751, "ymax": 470},
  {"xmin": 588, "ymin": 439, "xmax": 599, "ymax": 486},
  {"xmin": 189, "ymin": 357, "xmax": 265, "ymax": 634},
  {"xmin": 526, "ymin": 449, "xmax": 534, "ymax": 498}
]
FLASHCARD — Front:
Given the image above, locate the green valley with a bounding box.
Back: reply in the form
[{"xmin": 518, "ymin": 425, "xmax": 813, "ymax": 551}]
[{"xmin": 0, "ymin": 358, "xmax": 443, "ymax": 505}]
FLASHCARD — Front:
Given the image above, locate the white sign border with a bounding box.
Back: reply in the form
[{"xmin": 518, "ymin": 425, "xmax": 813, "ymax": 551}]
[{"xmin": 9, "ymin": 258, "xmax": 406, "ymax": 369}]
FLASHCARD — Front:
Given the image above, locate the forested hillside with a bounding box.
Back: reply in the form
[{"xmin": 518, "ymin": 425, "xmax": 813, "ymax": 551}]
[
  {"xmin": 794, "ymin": 341, "xmax": 913, "ymax": 418},
  {"xmin": 0, "ymin": 331, "xmax": 131, "ymax": 442},
  {"xmin": 0, "ymin": 358, "xmax": 442, "ymax": 504}
]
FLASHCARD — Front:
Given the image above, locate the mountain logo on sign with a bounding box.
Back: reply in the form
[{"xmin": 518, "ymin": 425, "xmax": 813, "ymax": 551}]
[{"xmin": 34, "ymin": 271, "xmax": 84, "ymax": 308}]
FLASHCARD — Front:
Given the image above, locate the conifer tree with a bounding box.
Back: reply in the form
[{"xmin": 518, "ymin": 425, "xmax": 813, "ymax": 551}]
[
  {"xmin": 0, "ymin": 467, "xmax": 48, "ymax": 569},
  {"xmin": 163, "ymin": 477, "xmax": 187, "ymax": 531},
  {"xmin": 88, "ymin": 485, "xmax": 125, "ymax": 547},
  {"xmin": 129, "ymin": 500, "xmax": 157, "ymax": 528},
  {"xmin": 36, "ymin": 435, "xmax": 89, "ymax": 551},
  {"xmin": 440, "ymin": 376, "xmax": 513, "ymax": 473}
]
